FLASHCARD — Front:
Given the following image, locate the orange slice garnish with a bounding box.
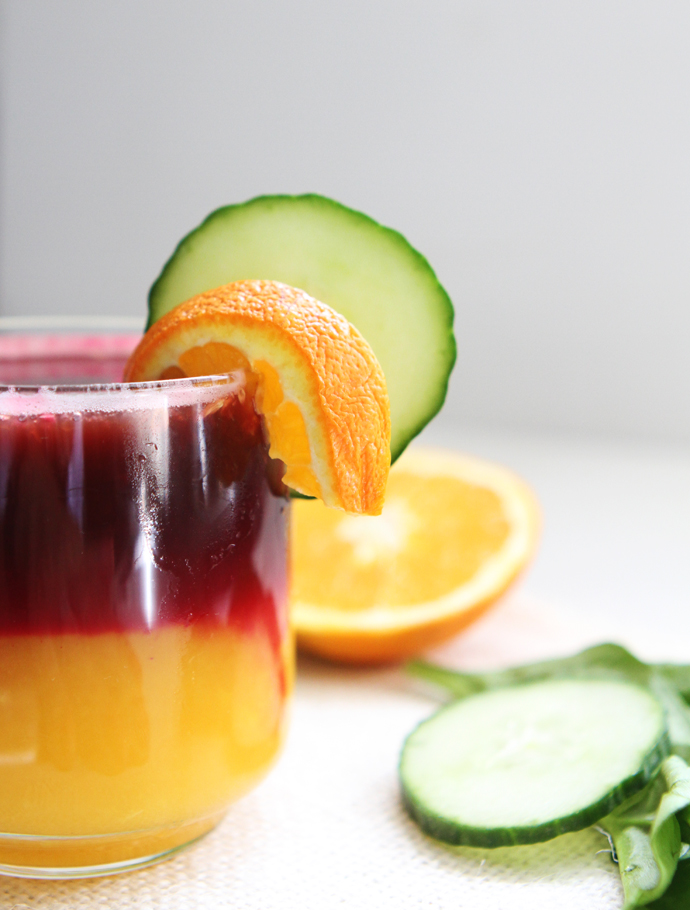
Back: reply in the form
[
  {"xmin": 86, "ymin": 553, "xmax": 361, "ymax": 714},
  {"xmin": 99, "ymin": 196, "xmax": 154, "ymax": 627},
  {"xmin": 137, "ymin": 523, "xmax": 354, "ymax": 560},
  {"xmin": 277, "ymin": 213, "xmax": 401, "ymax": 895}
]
[
  {"xmin": 291, "ymin": 447, "xmax": 540, "ymax": 663},
  {"xmin": 124, "ymin": 280, "xmax": 390, "ymax": 515}
]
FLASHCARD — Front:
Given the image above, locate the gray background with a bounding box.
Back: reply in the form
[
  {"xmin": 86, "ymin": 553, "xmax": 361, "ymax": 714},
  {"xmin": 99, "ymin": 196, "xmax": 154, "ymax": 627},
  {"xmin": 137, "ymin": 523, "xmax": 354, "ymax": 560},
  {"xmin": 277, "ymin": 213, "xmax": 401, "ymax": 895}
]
[{"xmin": 1, "ymin": 0, "xmax": 689, "ymax": 443}]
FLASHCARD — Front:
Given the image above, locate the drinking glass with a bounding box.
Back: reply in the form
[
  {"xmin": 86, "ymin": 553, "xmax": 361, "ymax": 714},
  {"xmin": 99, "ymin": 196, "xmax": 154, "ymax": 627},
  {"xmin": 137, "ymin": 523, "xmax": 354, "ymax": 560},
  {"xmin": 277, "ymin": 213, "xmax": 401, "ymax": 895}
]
[{"xmin": 0, "ymin": 318, "xmax": 292, "ymax": 878}]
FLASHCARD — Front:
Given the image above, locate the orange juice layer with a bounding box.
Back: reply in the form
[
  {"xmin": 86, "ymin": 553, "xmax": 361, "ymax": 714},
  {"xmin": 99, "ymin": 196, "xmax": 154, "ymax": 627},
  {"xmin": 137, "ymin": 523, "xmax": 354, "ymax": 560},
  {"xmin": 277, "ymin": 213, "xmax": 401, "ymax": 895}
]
[{"xmin": 0, "ymin": 624, "xmax": 292, "ymax": 838}]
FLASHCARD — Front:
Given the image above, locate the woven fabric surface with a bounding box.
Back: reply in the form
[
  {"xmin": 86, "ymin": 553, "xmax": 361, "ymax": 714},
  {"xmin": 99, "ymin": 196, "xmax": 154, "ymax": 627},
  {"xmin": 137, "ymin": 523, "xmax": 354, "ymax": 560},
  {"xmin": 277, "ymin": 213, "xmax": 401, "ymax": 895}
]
[{"xmin": 1, "ymin": 595, "xmax": 677, "ymax": 910}]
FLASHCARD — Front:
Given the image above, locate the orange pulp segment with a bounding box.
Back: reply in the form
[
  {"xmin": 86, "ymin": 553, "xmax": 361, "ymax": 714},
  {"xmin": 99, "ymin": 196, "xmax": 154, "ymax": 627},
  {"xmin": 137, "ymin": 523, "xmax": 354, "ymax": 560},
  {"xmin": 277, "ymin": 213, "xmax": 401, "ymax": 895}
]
[
  {"xmin": 124, "ymin": 280, "xmax": 391, "ymax": 514},
  {"xmin": 291, "ymin": 447, "xmax": 540, "ymax": 663}
]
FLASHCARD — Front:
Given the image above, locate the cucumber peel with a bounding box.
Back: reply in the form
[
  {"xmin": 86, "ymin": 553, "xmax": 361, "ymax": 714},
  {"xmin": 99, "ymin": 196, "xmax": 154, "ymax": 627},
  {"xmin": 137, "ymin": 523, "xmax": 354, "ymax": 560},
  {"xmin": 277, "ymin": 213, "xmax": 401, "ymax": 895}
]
[{"xmin": 147, "ymin": 194, "xmax": 456, "ymax": 463}]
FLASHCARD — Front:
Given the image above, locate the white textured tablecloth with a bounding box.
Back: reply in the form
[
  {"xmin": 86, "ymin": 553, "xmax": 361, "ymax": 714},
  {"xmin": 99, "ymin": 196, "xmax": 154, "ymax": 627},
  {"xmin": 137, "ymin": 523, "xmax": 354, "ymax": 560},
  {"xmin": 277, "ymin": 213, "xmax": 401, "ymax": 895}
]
[{"xmin": 1, "ymin": 594, "xmax": 682, "ymax": 910}]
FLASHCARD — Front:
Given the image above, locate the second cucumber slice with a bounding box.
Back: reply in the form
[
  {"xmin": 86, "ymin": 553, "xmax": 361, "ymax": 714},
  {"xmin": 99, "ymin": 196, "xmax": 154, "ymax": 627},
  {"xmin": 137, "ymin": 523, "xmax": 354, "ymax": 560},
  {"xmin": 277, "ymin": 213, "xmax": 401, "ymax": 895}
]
[
  {"xmin": 147, "ymin": 194, "xmax": 456, "ymax": 463},
  {"xmin": 400, "ymin": 678, "xmax": 669, "ymax": 847}
]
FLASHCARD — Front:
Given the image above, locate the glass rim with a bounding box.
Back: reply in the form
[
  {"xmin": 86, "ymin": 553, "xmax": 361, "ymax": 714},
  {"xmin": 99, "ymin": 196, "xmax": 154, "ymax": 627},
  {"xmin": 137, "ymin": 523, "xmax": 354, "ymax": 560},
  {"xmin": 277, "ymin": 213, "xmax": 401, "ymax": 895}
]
[
  {"xmin": 0, "ymin": 315, "xmax": 145, "ymax": 332},
  {"xmin": 0, "ymin": 373, "xmax": 239, "ymax": 395},
  {"xmin": 0, "ymin": 373, "xmax": 244, "ymax": 418},
  {"xmin": 0, "ymin": 316, "xmax": 240, "ymax": 405}
]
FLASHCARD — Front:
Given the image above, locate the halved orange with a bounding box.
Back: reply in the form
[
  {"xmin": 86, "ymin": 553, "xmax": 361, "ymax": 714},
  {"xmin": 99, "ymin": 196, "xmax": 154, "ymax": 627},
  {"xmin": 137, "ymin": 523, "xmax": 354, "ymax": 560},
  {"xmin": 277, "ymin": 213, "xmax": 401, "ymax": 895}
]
[
  {"xmin": 291, "ymin": 447, "xmax": 540, "ymax": 663},
  {"xmin": 124, "ymin": 280, "xmax": 390, "ymax": 515}
]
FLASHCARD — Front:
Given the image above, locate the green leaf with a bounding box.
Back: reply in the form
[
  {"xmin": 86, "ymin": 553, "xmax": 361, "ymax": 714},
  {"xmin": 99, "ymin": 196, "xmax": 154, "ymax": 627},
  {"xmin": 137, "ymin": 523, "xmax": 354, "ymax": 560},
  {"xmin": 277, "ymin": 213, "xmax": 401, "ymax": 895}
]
[
  {"xmin": 405, "ymin": 660, "xmax": 487, "ymax": 699},
  {"xmin": 649, "ymin": 675, "xmax": 690, "ymax": 763},
  {"xmin": 408, "ymin": 643, "xmax": 655, "ymax": 697},
  {"xmin": 654, "ymin": 664, "xmax": 690, "ymax": 705},
  {"xmin": 646, "ymin": 857, "xmax": 690, "ymax": 910},
  {"xmin": 599, "ymin": 756, "xmax": 690, "ymax": 908}
]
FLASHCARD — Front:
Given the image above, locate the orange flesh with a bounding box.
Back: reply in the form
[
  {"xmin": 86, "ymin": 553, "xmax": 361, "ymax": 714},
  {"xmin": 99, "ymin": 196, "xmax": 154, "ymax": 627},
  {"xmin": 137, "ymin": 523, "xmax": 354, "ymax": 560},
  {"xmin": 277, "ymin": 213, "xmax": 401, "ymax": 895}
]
[
  {"xmin": 162, "ymin": 340, "xmax": 323, "ymax": 502},
  {"xmin": 292, "ymin": 472, "xmax": 510, "ymax": 612},
  {"xmin": 0, "ymin": 625, "xmax": 291, "ymax": 865}
]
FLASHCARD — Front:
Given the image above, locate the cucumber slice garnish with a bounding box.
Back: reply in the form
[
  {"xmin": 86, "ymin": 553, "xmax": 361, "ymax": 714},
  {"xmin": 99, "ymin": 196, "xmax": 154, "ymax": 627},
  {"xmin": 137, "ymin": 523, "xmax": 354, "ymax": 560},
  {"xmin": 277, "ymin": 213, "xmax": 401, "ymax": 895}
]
[
  {"xmin": 400, "ymin": 678, "xmax": 669, "ymax": 847},
  {"xmin": 147, "ymin": 194, "xmax": 456, "ymax": 463}
]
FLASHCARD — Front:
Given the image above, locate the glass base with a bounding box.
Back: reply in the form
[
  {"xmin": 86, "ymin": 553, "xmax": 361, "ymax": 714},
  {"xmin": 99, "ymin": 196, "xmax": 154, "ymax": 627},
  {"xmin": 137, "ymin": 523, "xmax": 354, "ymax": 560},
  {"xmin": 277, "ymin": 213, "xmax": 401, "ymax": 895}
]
[{"xmin": 0, "ymin": 811, "xmax": 226, "ymax": 879}]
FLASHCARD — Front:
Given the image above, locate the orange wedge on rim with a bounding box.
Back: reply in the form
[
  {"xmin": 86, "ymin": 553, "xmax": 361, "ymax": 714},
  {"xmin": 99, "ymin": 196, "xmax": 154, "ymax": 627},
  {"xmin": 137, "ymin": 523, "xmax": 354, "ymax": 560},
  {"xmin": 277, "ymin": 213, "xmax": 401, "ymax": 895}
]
[
  {"xmin": 291, "ymin": 447, "xmax": 540, "ymax": 664},
  {"xmin": 124, "ymin": 279, "xmax": 391, "ymax": 515}
]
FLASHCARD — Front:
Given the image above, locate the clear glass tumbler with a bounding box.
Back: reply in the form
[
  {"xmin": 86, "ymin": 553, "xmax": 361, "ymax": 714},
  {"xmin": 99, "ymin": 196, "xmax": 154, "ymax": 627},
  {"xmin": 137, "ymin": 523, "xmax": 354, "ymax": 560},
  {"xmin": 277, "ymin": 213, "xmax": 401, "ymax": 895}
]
[{"xmin": 0, "ymin": 319, "xmax": 292, "ymax": 878}]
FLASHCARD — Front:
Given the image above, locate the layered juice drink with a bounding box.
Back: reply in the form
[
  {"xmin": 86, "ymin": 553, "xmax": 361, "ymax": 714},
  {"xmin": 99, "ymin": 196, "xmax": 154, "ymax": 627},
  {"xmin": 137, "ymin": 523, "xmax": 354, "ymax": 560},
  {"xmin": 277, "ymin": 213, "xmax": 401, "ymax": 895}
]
[{"xmin": 0, "ymin": 327, "xmax": 291, "ymax": 876}]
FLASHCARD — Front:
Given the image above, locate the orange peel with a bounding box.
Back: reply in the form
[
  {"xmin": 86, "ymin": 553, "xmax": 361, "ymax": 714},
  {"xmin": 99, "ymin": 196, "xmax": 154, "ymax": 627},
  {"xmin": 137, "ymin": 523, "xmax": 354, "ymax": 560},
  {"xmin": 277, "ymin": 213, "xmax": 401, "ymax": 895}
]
[{"xmin": 124, "ymin": 280, "xmax": 391, "ymax": 515}]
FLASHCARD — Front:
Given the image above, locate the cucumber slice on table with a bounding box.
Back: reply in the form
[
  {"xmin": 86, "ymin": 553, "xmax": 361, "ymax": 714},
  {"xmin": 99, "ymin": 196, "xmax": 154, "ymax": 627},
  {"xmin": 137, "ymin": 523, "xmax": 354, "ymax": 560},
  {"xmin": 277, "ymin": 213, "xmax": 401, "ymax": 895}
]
[
  {"xmin": 148, "ymin": 194, "xmax": 456, "ymax": 463},
  {"xmin": 400, "ymin": 678, "xmax": 669, "ymax": 847}
]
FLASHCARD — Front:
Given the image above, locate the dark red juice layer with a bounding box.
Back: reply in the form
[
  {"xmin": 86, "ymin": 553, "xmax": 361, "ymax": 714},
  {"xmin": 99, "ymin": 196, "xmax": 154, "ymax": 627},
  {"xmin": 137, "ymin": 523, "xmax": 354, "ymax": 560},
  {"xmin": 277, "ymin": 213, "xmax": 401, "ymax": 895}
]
[{"xmin": 0, "ymin": 389, "xmax": 289, "ymax": 636}]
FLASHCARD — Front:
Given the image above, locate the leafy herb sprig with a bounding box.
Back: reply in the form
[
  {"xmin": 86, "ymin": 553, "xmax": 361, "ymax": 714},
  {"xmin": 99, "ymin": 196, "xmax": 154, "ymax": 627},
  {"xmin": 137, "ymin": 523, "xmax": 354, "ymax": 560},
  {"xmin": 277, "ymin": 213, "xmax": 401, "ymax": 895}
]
[{"xmin": 408, "ymin": 644, "xmax": 690, "ymax": 909}]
